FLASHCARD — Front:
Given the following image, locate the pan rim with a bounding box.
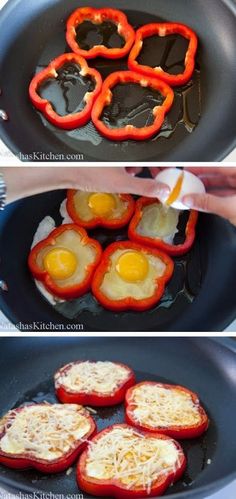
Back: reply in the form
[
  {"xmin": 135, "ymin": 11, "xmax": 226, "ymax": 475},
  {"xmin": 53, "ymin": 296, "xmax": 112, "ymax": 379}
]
[
  {"xmin": 0, "ymin": 337, "xmax": 236, "ymax": 498},
  {"xmin": 0, "ymin": 0, "xmax": 236, "ymax": 162}
]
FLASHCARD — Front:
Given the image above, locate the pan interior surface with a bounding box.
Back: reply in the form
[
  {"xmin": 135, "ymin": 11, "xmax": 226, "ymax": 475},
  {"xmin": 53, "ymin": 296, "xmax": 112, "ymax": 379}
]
[
  {"xmin": 0, "ymin": 0, "xmax": 235, "ymax": 161},
  {"xmin": 0, "ymin": 337, "xmax": 236, "ymax": 498},
  {"xmin": 1, "ymin": 190, "xmax": 236, "ymax": 331}
]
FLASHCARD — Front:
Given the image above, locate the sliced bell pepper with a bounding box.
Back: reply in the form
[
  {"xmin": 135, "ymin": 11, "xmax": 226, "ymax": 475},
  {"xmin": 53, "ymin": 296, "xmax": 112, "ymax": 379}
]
[
  {"xmin": 128, "ymin": 23, "xmax": 198, "ymax": 87},
  {"xmin": 128, "ymin": 197, "xmax": 198, "ymax": 256},
  {"xmin": 91, "ymin": 241, "xmax": 174, "ymax": 312},
  {"xmin": 29, "ymin": 53, "xmax": 102, "ymax": 129},
  {"xmin": 66, "ymin": 190, "xmax": 135, "ymax": 229},
  {"xmin": 55, "ymin": 360, "xmax": 136, "ymax": 407},
  {"xmin": 28, "ymin": 224, "xmax": 102, "ymax": 300},
  {"xmin": 0, "ymin": 404, "xmax": 96, "ymax": 473},
  {"xmin": 125, "ymin": 382, "xmax": 209, "ymax": 439},
  {"xmin": 91, "ymin": 71, "xmax": 174, "ymax": 141},
  {"xmin": 66, "ymin": 7, "xmax": 135, "ymax": 59},
  {"xmin": 77, "ymin": 424, "xmax": 186, "ymax": 498}
]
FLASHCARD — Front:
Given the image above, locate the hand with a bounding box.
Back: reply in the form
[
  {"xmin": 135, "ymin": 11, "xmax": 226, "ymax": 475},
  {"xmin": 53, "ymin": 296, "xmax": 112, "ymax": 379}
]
[
  {"xmin": 182, "ymin": 167, "xmax": 236, "ymax": 226},
  {"xmin": 2, "ymin": 167, "xmax": 170, "ymax": 205}
]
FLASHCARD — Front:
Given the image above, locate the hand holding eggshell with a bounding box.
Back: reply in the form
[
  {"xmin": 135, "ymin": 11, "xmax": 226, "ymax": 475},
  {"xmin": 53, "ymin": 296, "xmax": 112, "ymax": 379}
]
[{"xmin": 155, "ymin": 168, "xmax": 206, "ymax": 210}]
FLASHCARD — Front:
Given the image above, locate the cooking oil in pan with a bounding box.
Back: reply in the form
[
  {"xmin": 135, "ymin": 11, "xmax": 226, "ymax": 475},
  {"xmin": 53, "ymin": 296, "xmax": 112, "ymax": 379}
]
[
  {"xmin": 75, "ymin": 20, "xmax": 125, "ymax": 50},
  {"xmin": 10, "ymin": 371, "xmax": 216, "ymax": 494},
  {"xmin": 39, "ymin": 62, "xmax": 95, "ymax": 116},
  {"xmin": 35, "ymin": 12, "xmax": 202, "ymax": 161}
]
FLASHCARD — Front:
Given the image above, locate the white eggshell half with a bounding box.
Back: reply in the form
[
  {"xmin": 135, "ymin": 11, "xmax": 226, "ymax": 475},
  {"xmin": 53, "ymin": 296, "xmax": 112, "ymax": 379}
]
[{"xmin": 155, "ymin": 168, "xmax": 206, "ymax": 210}]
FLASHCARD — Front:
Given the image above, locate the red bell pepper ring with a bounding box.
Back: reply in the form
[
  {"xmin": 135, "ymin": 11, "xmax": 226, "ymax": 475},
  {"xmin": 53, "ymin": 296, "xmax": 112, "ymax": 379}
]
[
  {"xmin": 128, "ymin": 197, "xmax": 198, "ymax": 256},
  {"xmin": 29, "ymin": 53, "xmax": 102, "ymax": 130},
  {"xmin": 91, "ymin": 71, "xmax": 174, "ymax": 141},
  {"xmin": 0, "ymin": 404, "xmax": 96, "ymax": 473},
  {"xmin": 55, "ymin": 360, "xmax": 136, "ymax": 407},
  {"xmin": 66, "ymin": 190, "xmax": 135, "ymax": 229},
  {"xmin": 66, "ymin": 7, "xmax": 135, "ymax": 60},
  {"xmin": 128, "ymin": 23, "xmax": 198, "ymax": 87},
  {"xmin": 125, "ymin": 382, "xmax": 209, "ymax": 440},
  {"xmin": 77, "ymin": 424, "xmax": 186, "ymax": 498},
  {"xmin": 91, "ymin": 241, "xmax": 174, "ymax": 312},
  {"xmin": 28, "ymin": 224, "xmax": 102, "ymax": 300}
]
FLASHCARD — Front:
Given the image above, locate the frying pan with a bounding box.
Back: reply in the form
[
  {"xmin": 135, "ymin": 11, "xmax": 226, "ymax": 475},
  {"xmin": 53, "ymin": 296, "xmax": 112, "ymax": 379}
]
[
  {"xmin": 0, "ymin": 337, "xmax": 236, "ymax": 499},
  {"xmin": 0, "ymin": 0, "xmax": 236, "ymax": 162},
  {"xmin": 1, "ymin": 188, "xmax": 236, "ymax": 332}
]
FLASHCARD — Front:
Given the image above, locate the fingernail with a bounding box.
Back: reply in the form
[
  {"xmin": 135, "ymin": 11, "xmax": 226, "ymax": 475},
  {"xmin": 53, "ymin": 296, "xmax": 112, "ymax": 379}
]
[
  {"xmin": 156, "ymin": 184, "xmax": 170, "ymax": 196},
  {"xmin": 182, "ymin": 195, "xmax": 194, "ymax": 208}
]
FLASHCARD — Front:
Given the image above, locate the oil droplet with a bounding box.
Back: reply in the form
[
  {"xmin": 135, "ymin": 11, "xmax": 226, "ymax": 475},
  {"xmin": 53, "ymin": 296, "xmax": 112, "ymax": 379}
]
[
  {"xmin": 0, "ymin": 280, "xmax": 8, "ymax": 291},
  {"xmin": 0, "ymin": 109, "xmax": 8, "ymax": 121}
]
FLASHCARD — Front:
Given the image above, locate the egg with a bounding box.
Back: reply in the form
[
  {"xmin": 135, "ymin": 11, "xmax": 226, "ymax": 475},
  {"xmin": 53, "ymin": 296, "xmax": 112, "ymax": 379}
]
[
  {"xmin": 67, "ymin": 190, "xmax": 134, "ymax": 228},
  {"xmin": 37, "ymin": 230, "xmax": 98, "ymax": 286},
  {"xmin": 155, "ymin": 168, "xmax": 206, "ymax": 210},
  {"xmin": 60, "ymin": 199, "xmax": 73, "ymax": 224},
  {"xmin": 31, "ymin": 216, "xmax": 65, "ymax": 304},
  {"xmin": 29, "ymin": 222, "xmax": 102, "ymax": 300},
  {"xmin": 135, "ymin": 203, "xmax": 180, "ymax": 244},
  {"xmin": 91, "ymin": 241, "xmax": 173, "ymax": 313}
]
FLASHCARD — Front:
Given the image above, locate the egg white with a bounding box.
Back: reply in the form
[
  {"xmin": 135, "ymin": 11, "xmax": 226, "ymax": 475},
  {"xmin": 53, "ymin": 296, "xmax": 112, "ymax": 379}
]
[
  {"xmin": 60, "ymin": 199, "xmax": 73, "ymax": 224},
  {"xmin": 136, "ymin": 203, "xmax": 180, "ymax": 244},
  {"xmin": 31, "ymin": 216, "xmax": 62, "ymax": 304},
  {"xmin": 100, "ymin": 248, "xmax": 167, "ymax": 301},
  {"xmin": 31, "ymin": 208, "xmax": 96, "ymax": 304}
]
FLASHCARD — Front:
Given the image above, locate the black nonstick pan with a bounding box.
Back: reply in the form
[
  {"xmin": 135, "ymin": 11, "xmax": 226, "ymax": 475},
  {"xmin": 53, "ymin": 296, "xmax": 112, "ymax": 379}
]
[
  {"xmin": 0, "ymin": 0, "xmax": 236, "ymax": 162},
  {"xmin": 0, "ymin": 189, "xmax": 236, "ymax": 331},
  {"xmin": 0, "ymin": 337, "xmax": 236, "ymax": 499}
]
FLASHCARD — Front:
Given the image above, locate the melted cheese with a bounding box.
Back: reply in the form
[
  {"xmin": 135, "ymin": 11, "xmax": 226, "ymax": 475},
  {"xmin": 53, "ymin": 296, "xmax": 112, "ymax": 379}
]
[
  {"xmin": 85, "ymin": 426, "xmax": 181, "ymax": 493},
  {"xmin": 0, "ymin": 404, "xmax": 91, "ymax": 461},
  {"xmin": 130, "ymin": 384, "xmax": 201, "ymax": 428},
  {"xmin": 100, "ymin": 248, "xmax": 166, "ymax": 300},
  {"xmin": 55, "ymin": 361, "xmax": 130, "ymax": 394},
  {"xmin": 136, "ymin": 203, "xmax": 180, "ymax": 244}
]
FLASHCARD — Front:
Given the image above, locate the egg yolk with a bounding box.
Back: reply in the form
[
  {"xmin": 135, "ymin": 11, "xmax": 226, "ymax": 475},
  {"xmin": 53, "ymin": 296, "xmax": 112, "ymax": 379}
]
[
  {"xmin": 166, "ymin": 172, "xmax": 184, "ymax": 206},
  {"xmin": 43, "ymin": 248, "xmax": 77, "ymax": 280},
  {"xmin": 88, "ymin": 193, "xmax": 116, "ymax": 217},
  {"xmin": 116, "ymin": 251, "xmax": 149, "ymax": 283}
]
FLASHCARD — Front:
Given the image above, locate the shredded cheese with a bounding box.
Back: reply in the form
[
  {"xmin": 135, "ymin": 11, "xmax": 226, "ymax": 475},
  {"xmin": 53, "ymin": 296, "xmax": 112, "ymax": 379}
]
[
  {"xmin": 129, "ymin": 384, "xmax": 201, "ymax": 427},
  {"xmin": 0, "ymin": 404, "xmax": 91, "ymax": 461},
  {"xmin": 85, "ymin": 426, "xmax": 181, "ymax": 494},
  {"xmin": 55, "ymin": 361, "xmax": 130, "ymax": 395}
]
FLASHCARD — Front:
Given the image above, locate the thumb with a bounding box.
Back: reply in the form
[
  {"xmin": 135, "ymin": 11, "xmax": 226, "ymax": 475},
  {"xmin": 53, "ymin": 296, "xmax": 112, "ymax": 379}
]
[
  {"xmin": 119, "ymin": 173, "xmax": 170, "ymax": 200},
  {"xmin": 182, "ymin": 193, "xmax": 236, "ymax": 222}
]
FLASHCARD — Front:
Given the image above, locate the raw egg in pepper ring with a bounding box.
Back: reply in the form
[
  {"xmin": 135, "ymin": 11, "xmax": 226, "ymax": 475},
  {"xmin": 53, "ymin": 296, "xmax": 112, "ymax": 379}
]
[
  {"xmin": 92, "ymin": 241, "xmax": 174, "ymax": 312},
  {"xmin": 67, "ymin": 190, "xmax": 135, "ymax": 229},
  {"xmin": 28, "ymin": 224, "xmax": 102, "ymax": 300}
]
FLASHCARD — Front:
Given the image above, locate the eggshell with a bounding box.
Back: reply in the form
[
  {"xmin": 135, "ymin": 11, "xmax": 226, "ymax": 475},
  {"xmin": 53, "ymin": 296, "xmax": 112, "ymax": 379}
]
[{"xmin": 155, "ymin": 168, "xmax": 206, "ymax": 210}]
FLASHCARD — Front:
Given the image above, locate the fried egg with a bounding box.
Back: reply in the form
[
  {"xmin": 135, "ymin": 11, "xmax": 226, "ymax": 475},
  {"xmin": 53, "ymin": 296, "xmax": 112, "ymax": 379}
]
[
  {"xmin": 101, "ymin": 248, "xmax": 166, "ymax": 300},
  {"xmin": 0, "ymin": 404, "xmax": 93, "ymax": 462},
  {"xmin": 156, "ymin": 168, "xmax": 205, "ymax": 210},
  {"xmin": 136, "ymin": 202, "xmax": 180, "ymax": 244},
  {"xmin": 127, "ymin": 383, "xmax": 203, "ymax": 429},
  {"xmin": 79, "ymin": 425, "xmax": 185, "ymax": 494},
  {"xmin": 55, "ymin": 361, "xmax": 132, "ymax": 395},
  {"xmin": 67, "ymin": 190, "xmax": 134, "ymax": 227}
]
